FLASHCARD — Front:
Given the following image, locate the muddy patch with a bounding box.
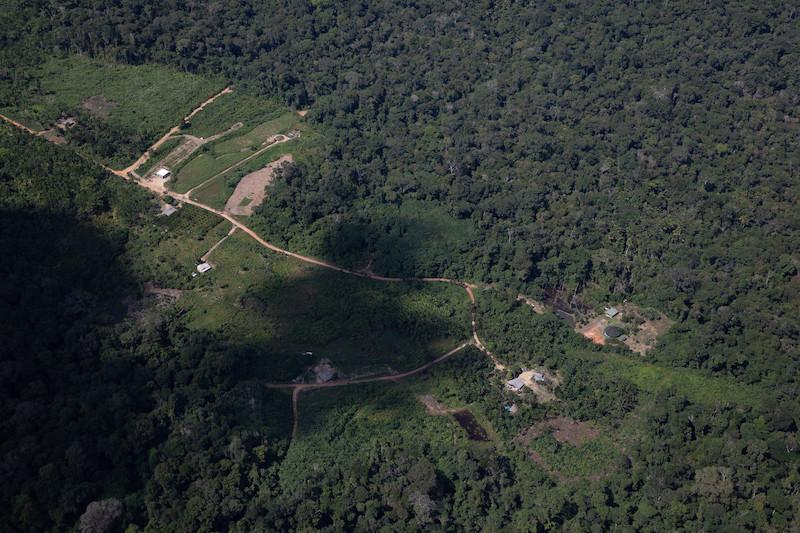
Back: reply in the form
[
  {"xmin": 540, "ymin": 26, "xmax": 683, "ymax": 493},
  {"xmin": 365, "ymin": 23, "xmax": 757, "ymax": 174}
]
[
  {"xmin": 419, "ymin": 396, "xmax": 489, "ymax": 440},
  {"xmin": 453, "ymin": 410, "xmax": 489, "ymax": 441},
  {"xmin": 517, "ymin": 416, "xmax": 599, "ymax": 447},
  {"xmin": 82, "ymin": 95, "xmax": 118, "ymax": 119},
  {"xmin": 419, "ymin": 395, "xmax": 457, "ymax": 415}
]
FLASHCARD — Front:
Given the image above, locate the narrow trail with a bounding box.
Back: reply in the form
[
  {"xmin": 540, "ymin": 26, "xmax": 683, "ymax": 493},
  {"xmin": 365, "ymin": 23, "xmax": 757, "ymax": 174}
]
[
  {"xmin": 184, "ymin": 133, "xmax": 294, "ymax": 197},
  {"xmin": 117, "ymin": 86, "xmax": 233, "ymax": 175},
  {"xmin": 1, "ymin": 93, "xmax": 506, "ymax": 440},
  {"xmin": 267, "ymin": 341, "xmax": 472, "ymax": 438},
  {"xmin": 201, "ymin": 226, "xmax": 237, "ymax": 262}
]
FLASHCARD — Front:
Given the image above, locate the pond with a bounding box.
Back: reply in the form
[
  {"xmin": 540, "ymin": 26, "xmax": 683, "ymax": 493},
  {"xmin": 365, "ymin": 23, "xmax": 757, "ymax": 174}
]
[{"xmin": 452, "ymin": 410, "xmax": 489, "ymax": 441}]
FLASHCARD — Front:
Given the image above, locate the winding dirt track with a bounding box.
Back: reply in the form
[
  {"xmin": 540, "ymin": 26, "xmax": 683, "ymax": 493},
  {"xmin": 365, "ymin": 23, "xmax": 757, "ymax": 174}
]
[
  {"xmin": 1, "ymin": 90, "xmax": 503, "ymax": 439},
  {"xmin": 118, "ymin": 87, "xmax": 233, "ymax": 176}
]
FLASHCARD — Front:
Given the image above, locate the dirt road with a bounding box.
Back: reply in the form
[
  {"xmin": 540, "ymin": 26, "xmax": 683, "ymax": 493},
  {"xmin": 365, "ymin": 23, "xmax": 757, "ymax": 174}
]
[
  {"xmin": 118, "ymin": 86, "xmax": 233, "ymax": 176},
  {"xmin": 1, "ymin": 93, "xmax": 507, "ymax": 441},
  {"xmin": 267, "ymin": 341, "xmax": 472, "ymax": 437}
]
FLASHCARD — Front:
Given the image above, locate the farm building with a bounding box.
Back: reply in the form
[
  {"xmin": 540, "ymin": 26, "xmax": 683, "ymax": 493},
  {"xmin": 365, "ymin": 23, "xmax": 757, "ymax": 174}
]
[
  {"xmin": 316, "ymin": 367, "xmax": 335, "ymax": 383},
  {"xmin": 160, "ymin": 204, "xmax": 177, "ymax": 216},
  {"xmin": 313, "ymin": 359, "xmax": 336, "ymax": 383},
  {"xmin": 156, "ymin": 168, "xmax": 172, "ymax": 179},
  {"xmin": 532, "ymin": 372, "xmax": 547, "ymax": 383},
  {"xmin": 196, "ymin": 262, "xmax": 212, "ymax": 273},
  {"xmin": 506, "ymin": 377, "xmax": 526, "ymax": 392},
  {"xmin": 604, "ymin": 306, "xmax": 619, "ymax": 318},
  {"xmin": 604, "ymin": 325, "xmax": 624, "ymax": 339}
]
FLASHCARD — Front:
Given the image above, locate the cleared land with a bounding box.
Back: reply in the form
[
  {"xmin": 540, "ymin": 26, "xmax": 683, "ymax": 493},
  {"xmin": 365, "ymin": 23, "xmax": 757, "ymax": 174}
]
[
  {"xmin": 170, "ymin": 112, "xmax": 302, "ymax": 193},
  {"xmin": 0, "ymin": 56, "xmax": 223, "ymax": 166},
  {"xmin": 225, "ymin": 154, "xmax": 292, "ymax": 215}
]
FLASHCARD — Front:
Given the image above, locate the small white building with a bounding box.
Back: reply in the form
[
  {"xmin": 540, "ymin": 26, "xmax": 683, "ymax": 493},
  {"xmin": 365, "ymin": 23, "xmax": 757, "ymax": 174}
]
[
  {"xmin": 604, "ymin": 306, "xmax": 619, "ymax": 318},
  {"xmin": 196, "ymin": 262, "xmax": 212, "ymax": 273},
  {"xmin": 160, "ymin": 204, "xmax": 177, "ymax": 216},
  {"xmin": 156, "ymin": 168, "xmax": 172, "ymax": 179},
  {"xmin": 532, "ymin": 372, "xmax": 547, "ymax": 383}
]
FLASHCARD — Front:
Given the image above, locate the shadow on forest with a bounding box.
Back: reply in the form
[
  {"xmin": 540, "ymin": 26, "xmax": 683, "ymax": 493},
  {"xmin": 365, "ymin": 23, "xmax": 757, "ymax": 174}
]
[
  {"xmin": 316, "ymin": 209, "xmax": 474, "ymax": 279},
  {"xmin": 0, "ymin": 209, "xmax": 153, "ymax": 530},
  {"xmin": 0, "ymin": 205, "xmax": 469, "ymax": 530}
]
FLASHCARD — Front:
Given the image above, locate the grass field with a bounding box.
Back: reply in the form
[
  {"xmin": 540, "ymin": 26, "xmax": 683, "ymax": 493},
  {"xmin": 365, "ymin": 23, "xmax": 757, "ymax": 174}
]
[
  {"xmin": 598, "ymin": 354, "xmax": 766, "ymax": 408},
  {"xmin": 169, "ymin": 111, "xmax": 305, "ymax": 194},
  {"xmin": 181, "ymin": 91, "xmax": 287, "ymax": 138},
  {"xmin": 126, "ymin": 204, "xmax": 232, "ymax": 288},
  {"xmin": 165, "ymin": 229, "xmax": 471, "ymax": 381},
  {"xmin": 1, "ymin": 56, "xmax": 223, "ymax": 166},
  {"xmin": 190, "ymin": 139, "xmax": 301, "ymax": 210},
  {"xmin": 134, "ymin": 137, "xmax": 183, "ymax": 176}
]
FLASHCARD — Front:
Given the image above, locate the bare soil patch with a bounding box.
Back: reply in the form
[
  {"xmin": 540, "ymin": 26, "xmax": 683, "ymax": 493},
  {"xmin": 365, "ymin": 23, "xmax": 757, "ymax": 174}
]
[
  {"xmin": 576, "ymin": 317, "xmax": 607, "ymax": 345},
  {"xmin": 518, "ymin": 416, "xmax": 599, "ymax": 447},
  {"xmin": 225, "ymin": 154, "xmax": 293, "ymax": 216},
  {"xmin": 82, "ymin": 95, "xmax": 118, "ymax": 119},
  {"xmin": 418, "ymin": 395, "xmax": 458, "ymax": 415},
  {"xmin": 143, "ymin": 282, "xmax": 183, "ymax": 301},
  {"xmin": 618, "ymin": 303, "xmax": 673, "ymax": 355}
]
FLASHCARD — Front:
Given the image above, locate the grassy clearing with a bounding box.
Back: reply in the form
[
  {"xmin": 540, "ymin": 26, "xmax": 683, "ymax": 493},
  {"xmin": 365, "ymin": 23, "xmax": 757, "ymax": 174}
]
[
  {"xmin": 280, "ymin": 379, "xmax": 497, "ymax": 492},
  {"xmin": 169, "ymin": 111, "xmax": 304, "ymax": 194},
  {"xmin": 181, "ymin": 91, "xmax": 287, "ymax": 138},
  {"xmin": 190, "ymin": 140, "xmax": 299, "ymax": 210},
  {"xmin": 169, "ymin": 229, "xmax": 471, "ymax": 381},
  {"xmin": 1, "ymin": 56, "xmax": 222, "ymax": 165},
  {"xmin": 171, "ymin": 152, "xmax": 244, "ymax": 193},
  {"xmin": 575, "ymin": 351, "xmax": 765, "ymax": 408},
  {"xmin": 126, "ymin": 204, "xmax": 231, "ymax": 288},
  {"xmin": 135, "ymin": 137, "xmax": 183, "ymax": 176}
]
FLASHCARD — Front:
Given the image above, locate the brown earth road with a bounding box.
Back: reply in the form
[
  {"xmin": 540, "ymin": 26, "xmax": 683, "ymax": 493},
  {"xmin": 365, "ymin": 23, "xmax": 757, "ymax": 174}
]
[
  {"xmin": 267, "ymin": 341, "xmax": 472, "ymax": 438},
  {"xmin": 0, "ymin": 113, "xmax": 40, "ymax": 135},
  {"xmin": 1, "ymin": 93, "xmax": 506, "ymax": 439},
  {"xmin": 118, "ymin": 86, "xmax": 233, "ymax": 175}
]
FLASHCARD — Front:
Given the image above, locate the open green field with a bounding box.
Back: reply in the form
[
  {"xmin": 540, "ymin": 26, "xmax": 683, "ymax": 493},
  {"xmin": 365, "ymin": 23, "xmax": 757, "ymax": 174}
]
[
  {"xmin": 126, "ymin": 204, "xmax": 232, "ymax": 288},
  {"xmin": 147, "ymin": 228, "xmax": 472, "ymax": 381},
  {"xmin": 1, "ymin": 56, "xmax": 223, "ymax": 166},
  {"xmin": 134, "ymin": 137, "xmax": 183, "ymax": 176},
  {"xmin": 181, "ymin": 91, "xmax": 287, "ymax": 138},
  {"xmin": 587, "ymin": 352, "xmax": 767, "ymax": 408},
  {"xmin": 190, "ymin": 134, "xmax": 318, "ymax": 210},
  {"xmin": 169, "ymin": 111, "xmax": 305, "ymax": 194}
]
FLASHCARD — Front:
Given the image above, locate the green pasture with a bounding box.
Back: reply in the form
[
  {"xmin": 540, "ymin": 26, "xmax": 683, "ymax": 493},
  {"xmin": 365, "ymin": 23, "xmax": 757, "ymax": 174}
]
[{"xmin": 169, "ymin": 111, "xmax": 304, "ymax": 194}]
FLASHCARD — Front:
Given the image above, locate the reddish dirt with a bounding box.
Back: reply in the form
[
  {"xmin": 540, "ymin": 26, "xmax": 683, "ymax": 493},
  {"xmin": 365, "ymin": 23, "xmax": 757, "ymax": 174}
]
[
  {"xmin": 517, "ymin": 417, "xmax": 599, "ymax": 447},
  {"xmin": 225, "ymin": 154, "xmax": 292, "ymax": 215},
  {"xmin": 576, "ymin": 318, "xmax": 607, "ymax": 345}
]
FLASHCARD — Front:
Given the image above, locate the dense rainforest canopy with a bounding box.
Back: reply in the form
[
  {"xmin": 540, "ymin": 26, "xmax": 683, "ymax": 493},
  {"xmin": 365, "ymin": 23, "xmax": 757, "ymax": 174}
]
[{"xmin": 1, "ymin": 1, "xmax": 798, "ymax": 531}]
